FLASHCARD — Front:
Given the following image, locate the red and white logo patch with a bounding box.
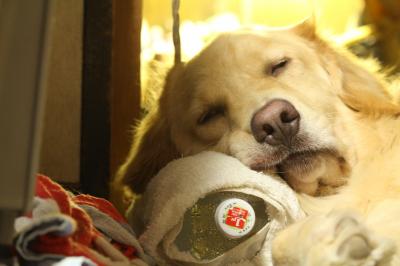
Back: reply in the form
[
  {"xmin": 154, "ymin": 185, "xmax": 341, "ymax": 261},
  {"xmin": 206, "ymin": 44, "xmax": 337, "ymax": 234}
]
[
  {"xmin": 215, "ymin": 198, "xmax": 255, "ymax": 238},
  {"xmin": 225, "ymin": 206, "xmax": 249, "ymax": 229}
]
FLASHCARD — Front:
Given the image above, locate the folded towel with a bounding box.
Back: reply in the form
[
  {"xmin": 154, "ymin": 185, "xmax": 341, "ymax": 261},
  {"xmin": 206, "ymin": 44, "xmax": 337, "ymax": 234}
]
[{"xmin": 127, "ymin": 151, "xmax": 305, "ymax": 265}]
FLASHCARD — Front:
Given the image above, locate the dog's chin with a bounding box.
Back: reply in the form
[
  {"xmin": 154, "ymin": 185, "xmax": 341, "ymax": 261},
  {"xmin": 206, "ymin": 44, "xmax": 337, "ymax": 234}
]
[
  {"xmin": 249, "ymin": 149, "xmax": 324, "ymax": 173},
  {"xmin": 250, "ymin": 149, "xmax": 347, "ymax": 195},
  {"xmin": 277, "ymin": 150, "xmax": 323, "ymax": 176}
]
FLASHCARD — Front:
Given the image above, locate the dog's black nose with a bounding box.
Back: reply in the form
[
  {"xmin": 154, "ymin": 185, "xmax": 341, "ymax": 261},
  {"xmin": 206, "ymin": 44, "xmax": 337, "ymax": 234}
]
[{"xmin": 251, "ymin": 99, "xmax": 300, "ymax": 146}]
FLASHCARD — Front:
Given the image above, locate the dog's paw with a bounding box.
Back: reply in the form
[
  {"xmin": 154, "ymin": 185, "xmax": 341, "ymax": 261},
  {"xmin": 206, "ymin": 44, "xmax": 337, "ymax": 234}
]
[
  {"xmin": 273, "ymin": 211, "xmax": 396, "ymax": 266},
  {"xmin": 310, "ymin": 211, "xmax": 395, "ymax": 266}
]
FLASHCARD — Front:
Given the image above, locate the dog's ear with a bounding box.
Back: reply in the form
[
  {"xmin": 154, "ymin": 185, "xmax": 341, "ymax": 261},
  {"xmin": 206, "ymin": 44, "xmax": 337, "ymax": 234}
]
[
  {"xmin": 333, "ymin": 53, "xmax": 400, "ymax": 116},
  {"xmin": 111, "ymin": 65, "xmax": 183, "ymax": 206},
  {"xmin": 116, "ymin": 109, "xmax": 179, "ymax": 194},
  {"xmin": 290, "ymin": 16, "xmax": 316, "ymax": 40}
]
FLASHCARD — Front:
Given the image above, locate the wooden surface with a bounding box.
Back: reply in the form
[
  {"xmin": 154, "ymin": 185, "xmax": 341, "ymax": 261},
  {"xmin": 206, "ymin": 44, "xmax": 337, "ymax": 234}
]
[
  {"xmin": 110, "ymin": 0, "xmax": 142, "ymax": 179},
  {"xmin": 81, "ymin": 0, "xmax": 112, "ymax": 198}
]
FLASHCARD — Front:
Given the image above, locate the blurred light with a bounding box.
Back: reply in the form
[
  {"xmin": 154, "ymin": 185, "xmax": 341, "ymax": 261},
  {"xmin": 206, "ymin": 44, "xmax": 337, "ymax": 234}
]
[{"xmin": 141, "ymin": 0, "xmax": 365, "ymax": 99}]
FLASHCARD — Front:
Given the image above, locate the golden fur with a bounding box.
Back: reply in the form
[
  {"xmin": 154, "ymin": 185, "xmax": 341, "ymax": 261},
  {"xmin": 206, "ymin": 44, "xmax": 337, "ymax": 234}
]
[{"xmin": 111, "ymin": 20, "xmax": 400, "ymax": 264}]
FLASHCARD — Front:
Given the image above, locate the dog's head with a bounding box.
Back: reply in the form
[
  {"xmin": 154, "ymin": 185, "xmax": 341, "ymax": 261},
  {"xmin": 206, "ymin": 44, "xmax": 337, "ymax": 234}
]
[{"xmin": 117, "ymin": 20, "xmax": 399, "ymax": 195}]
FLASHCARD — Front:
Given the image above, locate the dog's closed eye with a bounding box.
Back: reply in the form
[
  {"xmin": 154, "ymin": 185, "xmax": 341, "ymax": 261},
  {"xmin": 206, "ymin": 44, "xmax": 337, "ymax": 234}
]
[
  {"xmin": 197, "ymin": 105, "xmax": 225, "ymax": 125},
  {"xmin": 268, "ymin": 58, "xmax": 290, "ymax": 77}
]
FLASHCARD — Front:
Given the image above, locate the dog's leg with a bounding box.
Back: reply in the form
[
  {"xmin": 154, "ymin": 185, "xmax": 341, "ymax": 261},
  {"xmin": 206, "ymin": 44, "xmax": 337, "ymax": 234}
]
[{"xmin": 272, "ymin": 211, "xmax": 396, "ymax": 266}]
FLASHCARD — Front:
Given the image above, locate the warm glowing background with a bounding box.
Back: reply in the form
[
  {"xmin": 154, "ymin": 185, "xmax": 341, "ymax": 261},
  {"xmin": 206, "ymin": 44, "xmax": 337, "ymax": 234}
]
[{"xmin": 142, "ymin": 0, "xmax": 364, "ymax": 61}]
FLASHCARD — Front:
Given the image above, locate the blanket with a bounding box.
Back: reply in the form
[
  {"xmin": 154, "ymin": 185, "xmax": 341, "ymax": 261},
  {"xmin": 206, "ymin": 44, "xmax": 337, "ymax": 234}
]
[{"xmin": 14, "ymin": 175, "xmax": 152, "ymax": 266}]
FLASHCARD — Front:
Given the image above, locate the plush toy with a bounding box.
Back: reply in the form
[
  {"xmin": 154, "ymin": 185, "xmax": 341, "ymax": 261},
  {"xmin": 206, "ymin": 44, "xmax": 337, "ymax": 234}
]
[{"xmin": 127, "ymin": 151, "xmax": 305, "ymax": 265}]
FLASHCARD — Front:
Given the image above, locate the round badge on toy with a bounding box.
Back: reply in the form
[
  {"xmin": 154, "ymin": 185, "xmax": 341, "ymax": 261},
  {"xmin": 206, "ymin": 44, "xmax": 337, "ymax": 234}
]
[{"xmin": 215, "ymin": 198, "xmax": 256, "ymax": 239}]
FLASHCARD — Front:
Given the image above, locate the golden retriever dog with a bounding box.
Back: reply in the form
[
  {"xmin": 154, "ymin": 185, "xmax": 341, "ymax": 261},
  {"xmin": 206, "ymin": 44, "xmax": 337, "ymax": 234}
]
[{"xmin": 111, "ymin": 20, "xmax": 400, "ymax": 265}]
